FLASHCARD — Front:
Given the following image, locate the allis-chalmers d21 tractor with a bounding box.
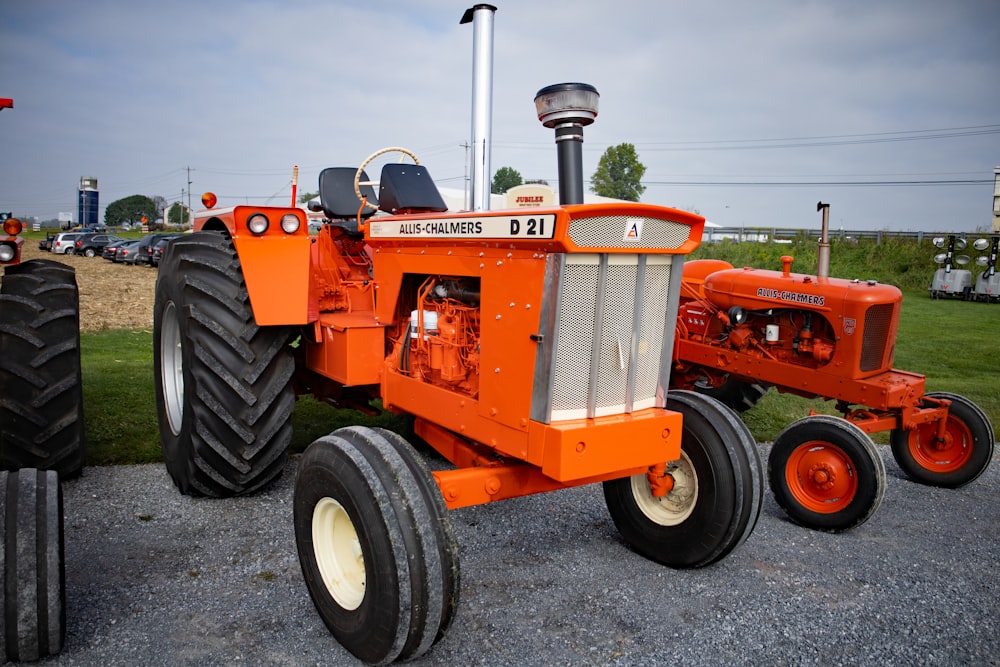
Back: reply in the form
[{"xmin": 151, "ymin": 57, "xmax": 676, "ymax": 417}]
[
  {"xmin": 672, "ymin": 219, "xmax": 994, "ymax": 533},
  {"xmin": 0, "ymin": 207, "xmax": 82, "ymax": 661},
  {"xmin": 152, "ymin": 88, "xmax": 764, "ymax": 662}
]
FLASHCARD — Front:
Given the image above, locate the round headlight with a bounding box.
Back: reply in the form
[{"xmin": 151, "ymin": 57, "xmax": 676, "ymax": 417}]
[
  {"xmin": 955, "ymin": 254, "xmax": 970, "ymax": 266},
  {"xmin": 976, "ymin": 256, "xmax": 989, "ymax": 267},
  {"xmin": 247, "ymin": 213, "xmax": 269, "ymax": 235},
  {"xmin": 955, "ymin": 238, "xmax": 968, "ymax": 251},
  {"xmin": 0, "ymin": 243, "xmax": 16, "ymax": 262},
  {"xmin": 932, "ymin": 237, "xmax": 946, "ymax": 249},
  {"xmin": 973, "ymin": 238, "xmax": 990, "ymax": 251},
  {"xmin": 933, "ymin": 253, "xmax": 947, "ymax": 264},
  {"xmin": 280, "ymin": 213, "xmax": 300, "ymax": 234}
]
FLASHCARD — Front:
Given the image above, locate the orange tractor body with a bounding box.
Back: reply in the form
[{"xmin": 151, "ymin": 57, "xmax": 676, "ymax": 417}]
[{"xmin": 194, "ymin": 200, "xmax": 703, "ymax": 507}]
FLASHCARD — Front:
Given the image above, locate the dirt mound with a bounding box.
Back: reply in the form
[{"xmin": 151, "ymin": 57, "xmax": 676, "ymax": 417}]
[{"xmin": 19, "ymin": 243, "xmax": 157, "ymax": 331}]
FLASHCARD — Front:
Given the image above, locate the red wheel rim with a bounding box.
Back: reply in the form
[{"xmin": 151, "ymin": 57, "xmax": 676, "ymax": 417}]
[
  {"xmin": 784, "ymin": 441, "xmax": 857, "ymax": 513},
  {"xmin": 905, "ymin": 416, "xmax": 973, "ymax": 473}
]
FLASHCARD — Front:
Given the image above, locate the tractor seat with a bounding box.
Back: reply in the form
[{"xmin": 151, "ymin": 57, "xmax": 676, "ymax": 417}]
[{"xmin": 317, "ymin": 167, "xmax": 379, "ymax": 234}]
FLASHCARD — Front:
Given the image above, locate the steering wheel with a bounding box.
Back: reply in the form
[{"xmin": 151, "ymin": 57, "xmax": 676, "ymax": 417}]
[{"xmin": 354, "ymin": 147, "xmax": 421, "ymax": 212}]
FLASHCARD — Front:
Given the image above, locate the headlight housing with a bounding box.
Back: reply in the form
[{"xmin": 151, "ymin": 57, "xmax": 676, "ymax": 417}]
[
  {"xmin": 247, "ymin": 213, "xmax": 269, "ymax": 235},
  {"xmin": 280, "ymin": 213, "xmax": 300, "ymax": 234}
]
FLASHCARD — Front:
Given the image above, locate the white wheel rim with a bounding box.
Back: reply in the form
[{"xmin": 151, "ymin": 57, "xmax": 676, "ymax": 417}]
[
  {"xmin": 632, "ymin": 451, "xmax": 699, "ymax": 526},
  {"xmin": 312, "ymin": 497, "xmax": 366, "ymax": 610},
  {"xmin": 160, "ymin": 301, "xmax": 184, "ymax": 436}
]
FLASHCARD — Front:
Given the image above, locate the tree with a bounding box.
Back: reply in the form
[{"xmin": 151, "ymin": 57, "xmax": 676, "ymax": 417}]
[
  {"xmin": 590, "ymin": 143, "xmax": 646, "ymax": 201},
  {"xmin": 167, "ymin": 202, "xmax": 190, "ymax": 226},
  {"xmin": 491, "ymin": 166, "xmax": 522, "ymax": 194},
  {"xmin": 298, "ymin": 191, "xmax": 319, "ymax": 204},
  {"xmin": 105, "ymin": 194, "xmax": 157, "ymax": 228}
]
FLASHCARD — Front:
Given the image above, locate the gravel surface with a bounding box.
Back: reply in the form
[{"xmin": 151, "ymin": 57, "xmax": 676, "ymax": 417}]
[{"xmin": 33, "ymin": 443, "xmax": 1000, "ymax": 666}]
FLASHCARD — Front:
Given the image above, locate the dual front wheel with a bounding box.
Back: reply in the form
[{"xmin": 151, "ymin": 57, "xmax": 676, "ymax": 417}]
[
  {"xmin": 768, "ymin": 395, "xmax": 994, "ymax": 532},
  {"xmin": 295, "ymin": 393, "xmax": 764, "ymax": 662}
]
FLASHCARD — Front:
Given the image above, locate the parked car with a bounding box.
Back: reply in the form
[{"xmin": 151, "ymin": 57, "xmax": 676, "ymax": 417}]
[
  {"xmin": 148, "ymin": 235, "xmax": 183, "ymax": 267},
  {"xmin": 38, "ymin": 233, "xmax": 56, "ymax": 251},
  {"xmin": 114, "ymin": 240, "xmax": 143, "ymax": 264},
  {"xmin": 75, "ymin": 233, "xmax": 125, "ymax": 258},
  {"xmin": 135, "ymin": 233, "xmax": 181, "ymax": 267},
  {"xmin": 51, "ymin": 232, "xmax": 85, "ymax": 254}
]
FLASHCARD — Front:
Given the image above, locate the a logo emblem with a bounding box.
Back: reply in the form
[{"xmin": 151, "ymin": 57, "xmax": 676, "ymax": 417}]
[{"xmin": 623, "ymin": 217, "xmax": 643, "ymax": 242}]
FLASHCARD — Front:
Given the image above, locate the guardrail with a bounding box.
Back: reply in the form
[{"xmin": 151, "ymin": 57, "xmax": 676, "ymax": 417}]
[{"xmin": 703, "ymin": 227, "xmax": 996, "ymax": 244}]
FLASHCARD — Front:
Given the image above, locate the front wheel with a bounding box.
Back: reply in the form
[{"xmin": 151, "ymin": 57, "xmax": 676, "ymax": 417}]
[
  {"xmin": 1, "ymin": 469, "xmax": 65, "ymax": 663},
  {"xmin": 602, "ymin": 391, "xmax": 763, "ymax": 568},
  {"xmin": 769, "ymin": 415, "xmax": 885, "ymax": 532},
  {"xmin": 294, "ymin": 426, "xmax": 459, "ymax": 663},
  {"xmin": 890, "ymin": 392, "xmax": 994, "ymax": 488}
]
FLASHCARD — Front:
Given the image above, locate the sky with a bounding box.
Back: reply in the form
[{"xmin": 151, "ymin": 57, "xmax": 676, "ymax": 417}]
[{"xmin": 1, "ymin": 0, "xmax": 999, "ymax": 232}]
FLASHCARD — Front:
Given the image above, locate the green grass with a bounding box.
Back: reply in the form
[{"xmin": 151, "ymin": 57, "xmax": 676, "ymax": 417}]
[{"xmin": 79, "ymin": 236, "xmax": 998, "ymax": 465}]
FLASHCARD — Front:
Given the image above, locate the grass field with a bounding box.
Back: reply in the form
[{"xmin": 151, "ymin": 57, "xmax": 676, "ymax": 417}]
[{"xmin": 77, "ymin": 235, "xmax": 999, "ymax": 465}]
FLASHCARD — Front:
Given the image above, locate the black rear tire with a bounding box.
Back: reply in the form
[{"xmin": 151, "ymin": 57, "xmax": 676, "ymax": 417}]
[
  {"xmin": 890, "ymin": 392, "xmax": 994, "ymax": 488},
  {"xmin": 0, "ymin": 469, "xmax": 65, "ymax": 663},
  {"xmin": 153, "ymin": 232, "xmax": 295, "ymax": 496},
  {"xmin": 769, "ymin": 415, "xmax": 885, "ymax": 532},
  {"xmin": 0, "ymin": 260, "xmax": 85, "ymax": 478},
  {"xmin": 602, "ymin": 391, "xmax": 763, "ymax": 568},
  {"xmin": 294, "ymin": 426, "xmax": 459, "ymax": 663}
]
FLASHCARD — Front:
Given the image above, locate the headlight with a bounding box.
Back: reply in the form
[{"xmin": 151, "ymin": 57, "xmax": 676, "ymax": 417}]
[
  {"xmin": 974, "ymin": 238, "xmax": 990, "ymax": 251},
  {"xmin": 280, "ymin": 213, "xmax": 300, "ymax": 234},
  {"xmin": 932, "ymin": 237, "xmax": 946, "ymax": 249},
  {"xmin": 0, "ymin": 242, "xmax": 15, "ymax": 262},
  {"xmin": 247, "ymin": 213, "xmax": 269, "ymax": 235}
]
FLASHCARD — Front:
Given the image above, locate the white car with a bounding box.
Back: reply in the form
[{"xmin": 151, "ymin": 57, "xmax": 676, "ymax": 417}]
[{"xmin": 51, "ymin": 232, "xmax": 86, "ymax": 254}]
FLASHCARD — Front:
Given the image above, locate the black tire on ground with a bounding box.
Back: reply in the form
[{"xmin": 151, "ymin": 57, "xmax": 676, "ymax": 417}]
[
  {"xmin": 153, "ymin": 232, "xmax": 295, "ymax": 497},
  {"xmin": 890, "ymin": 392, "xmax": 994, "ymax": 488},
  {"xmin": 0, "ymin": 469, "xmax": 65, "ymax": 663},
  {"xmin": 0, "ymin": 259, "xmax": 86, "ymax": 478},
  {"xmin": 294, "ymin": 426, "xmax": 460, "ymax": 663},
  {"xmin": 602, "ymin": 390, "xmax": 763, "ymax": 569},
  {"xmin": 694, "ymin": 376, "xmax": 770, "ymax": 413},
  {"xmin": 768, "ymin": 415, "xmax": 885, "ymax": 532}
]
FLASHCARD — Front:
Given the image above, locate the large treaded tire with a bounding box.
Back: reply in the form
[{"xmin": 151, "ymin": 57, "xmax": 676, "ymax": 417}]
[
  {"xmin": 602, "ymin": 391, "xmax": 763, "ymax": 568},
  {"xmin": 0, "ymin": 469, "xmax": 65, "ymax": 663},
  {"xmin": 0, "ymin": 260, "xmax": 85, "ymax": 477},
  {"xmin": 294, "ymin": 426, "xmax": 460, "ymax": 663},
  {"xmin": 153, "ymin": 232, "xmax": 295, "ymax": 497}
]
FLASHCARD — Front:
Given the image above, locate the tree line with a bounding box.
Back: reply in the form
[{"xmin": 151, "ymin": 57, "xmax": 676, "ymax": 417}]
[{"xmin": 491, "ymin": 142, "xmax": 646, "ymax": 201}]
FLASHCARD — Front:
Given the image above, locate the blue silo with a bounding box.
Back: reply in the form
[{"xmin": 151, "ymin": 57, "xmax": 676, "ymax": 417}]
[{"xmin": 78, "ymin": 177, "xmax": 99, "ymax": 229}]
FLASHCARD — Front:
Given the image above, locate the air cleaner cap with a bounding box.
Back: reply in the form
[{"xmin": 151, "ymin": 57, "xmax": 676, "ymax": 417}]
[{"xmin": 534, "ymin": 83, "xmax": 599, "ymax": 128}]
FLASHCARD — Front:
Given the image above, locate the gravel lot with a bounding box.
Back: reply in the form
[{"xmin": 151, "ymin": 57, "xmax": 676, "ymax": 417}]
[{"xmin": 32, "ymin": 443, "xmax": 1000, "ymax": 666}]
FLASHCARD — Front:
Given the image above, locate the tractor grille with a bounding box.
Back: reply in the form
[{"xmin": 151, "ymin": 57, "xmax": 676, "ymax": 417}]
[
  {"xmin": 567, "ymin": 215, "xmax": 692, "ymax": 250},
  {"xmin": 536, "ymin": 253, "xmax": 674, "ymax": 422},
  {"xmin": 860, "ymin": 303, "xmax": 896, "ymax": 372}
]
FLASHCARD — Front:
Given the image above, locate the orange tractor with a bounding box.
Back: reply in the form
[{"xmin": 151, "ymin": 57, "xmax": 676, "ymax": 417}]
[
  {"xmin": 672, "ymin": 204, "xmax": 994, "ymax": 532},
  {"xmin": 152, "ymin": 9, "xmax": 763, "ymax": 662}
]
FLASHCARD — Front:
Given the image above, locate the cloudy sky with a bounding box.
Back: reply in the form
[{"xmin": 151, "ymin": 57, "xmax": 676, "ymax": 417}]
[{"xmin": 2, "ymin": 1, "xmax": 998, "ymax": 232}]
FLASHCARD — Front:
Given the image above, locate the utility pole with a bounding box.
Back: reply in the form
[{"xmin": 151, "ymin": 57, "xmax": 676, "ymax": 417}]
[{"xmin": 186, "ymin": 166, "xmax": 193, "ymax": 213}]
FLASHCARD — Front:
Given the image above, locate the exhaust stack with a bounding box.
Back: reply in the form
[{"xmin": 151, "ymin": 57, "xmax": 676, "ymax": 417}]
[
  {"xmin": 816, "ymin": 201, "xmax": 831, "ymax": 278},
  {"xmin": 461, "ymin": 4, "xmax": 497, "ymax": 211}
]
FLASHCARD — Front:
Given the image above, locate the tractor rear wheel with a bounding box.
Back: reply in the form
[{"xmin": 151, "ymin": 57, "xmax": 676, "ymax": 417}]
[
  {"xmin": 694, "ymin": 376, "xmax": 770, "ymax": 413},
  {"xmin": 153, "ymin": 232, "xmax": 295, "ymax": 497},
  {"xmin": 768, "ymin": 415, "xmax": 885, "ymax": 532},
  {"xmin": 0, "ymin": 260, "xmax": 85, "ymax": 478},
  {"xmin": 602, "ymin": 391, "xmax": 763, "ymax": 568},
  {"xmin": 890, "ymin": 392, "xmax": 994, "ymax": 488},
  {"xmin": 1, "ymin": 469, "xmax": 65, "ymax": 663},
  {"xmin": 294, "ymin": 426, "xmax": 459, "ymax": 663}
]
